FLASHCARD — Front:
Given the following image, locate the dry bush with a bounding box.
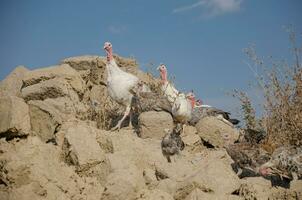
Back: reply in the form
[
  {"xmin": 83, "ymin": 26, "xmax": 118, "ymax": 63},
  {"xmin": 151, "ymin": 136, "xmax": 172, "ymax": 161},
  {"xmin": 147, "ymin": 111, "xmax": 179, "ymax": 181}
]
[
  {"xmin": 237, "ymin": 29, "xmax": 302, "ymax": 148},
  {"xmin": 96, "ymin": 96, "xmax": 123, "ymax": 130},
  {"xmin": 232, "ymin": 90, "xmax": 257, "ymax": 130},
  {"xmin": 263, "ymin": 66, "xmax": 302, "ymax": 147},
  {"xmin": 85, "ymin": 86, "xmax": 124, "ymax": 130}
]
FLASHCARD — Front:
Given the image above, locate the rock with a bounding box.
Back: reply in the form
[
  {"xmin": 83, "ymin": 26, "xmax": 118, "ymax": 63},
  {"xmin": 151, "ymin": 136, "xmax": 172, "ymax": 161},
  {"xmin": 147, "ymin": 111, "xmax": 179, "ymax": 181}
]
[
  {"xmin": 0, "ymin": 96, "xmax": 30, "ymax": 139},
  {"xmin": 22, "ymin": 78, "xmax": 79, "ymax": 102},
  {"xmin": 182, "ymin": 126, "xmax": 204, "ymax": 153},
  {"xmin": 42, "ymin": 97, "xmax": 79, "ymax": 119},
  {"xmin": 107, "ymin": 129, "xmax": 168, "ymax": 169},
  {"xmin": 135, "ymin": 189, "xmax": 174, "ymax": 200},
  {"xmin": 45, "ymin": 96, "xmax": 89, "ymax": 121},
  {"xmin": 0, "ymin": 66, "xmax": 29, "ymax": 97},
  {"xmin": 0, "ymin": 137, "xmax": 104, "ymax": 200},
  {"xmin": 107, "ymin": 130, "xmax": 208, "ymax": 190},
  {"xmin": 77, "ymin": 69, "xmax": 91, "ymax": 81},
  {"xmin": 272, "ymin": 187, "xmax": 302, "ymax": 200},
  {"xmin": 27, "ymin": 95, "xmax": 90, "ymax": 142},
  {"xmin": 101, "ymin": 166, "xmax": 145, "ymax": 200},
  {"xmin": 236, "ymin": 177, "xmax": 272, "ymax": 199},
  {"xmin": 237, "ymin": 177, "xmax": 302, "ymax": 200},
  {"xmin": 270, "ymin": 189, "xmax": 302, "ymax": 200},
  {"xmin": 192, "ymin": 150, "xmax": 240, "ymax": 194},
  {"xmin": 107, "ymin": 152, "xmax": 135, "ymax": 172},
  {"xmin": 22, "ymin": 64, "xmax": 84, "ymax": 95},
  {"xmin": 143, "ymin": 168, "xmax": 158, "ymax": 187},
  {"xmin": 62, "ymin": 54, "xmax": 139, "ymax": 86},
  {"xmin": 291, "ymin": 180, "xmax": 302, "ymax": 193},
  {"xmin": 79, "ymin": 177, "xmax": 105, "ymax": 200},
  {"xmin": 22, "ymin": 76, "xmax": 89, "ymax": 120},
  {"xmin": 0, "ymin": 189, "xmax": 9, "ymax": 200},
  {"xmin": 139, "ymin": 111, "xmax": 173, "ymax": 139},
  {"xmin": 88, "ymin": 85, "xmax": 107, "ymax": 104},
  {"xmin": 184, "ymin": 189, "xmax": 242, "ymax": 200},
  {"xmin": 155, "ymin": 166, "xmax": 170, "ymax": 180},
  {"xmin": 95, "ymin": 130, "xmax": 114, "ymax": 153},
  {"xmin": 60, "ymin": 122, "xmax": 111, "ymax": 184},
  {"xmin": 61, "ymin": 55, "xmax": 103, "ymax": 71},
  {"xmin": 196, "ymin": 116, "xmax": 240, "ymax": 148},
  {"xmin": 173, "ymin": 181, "xmax": 213, "ymax": 200},
  {"xmin": 156, "ymin": 178, "xmax": 178, "ymax": 196},
  {"xmin": 183, "ymin": 125, "xmax": 198, "ymax": 136},
  {"xmin": 184, "ymin": 189, "xmax": 213, "ymax": 200},
  {"xmin": 0, "ymin": 138, "xmax": 14, "ymax": 154},
  {"xmin": 7, "ymin": 182, "xmax": 47, "ymax": 200},
  {"xmin": 171, "ymin": 149, "xmax": 240, "ymax": 198},
  {"xmin": 28, "ymin": 100, "xmax": 62, "ymax": 142}
]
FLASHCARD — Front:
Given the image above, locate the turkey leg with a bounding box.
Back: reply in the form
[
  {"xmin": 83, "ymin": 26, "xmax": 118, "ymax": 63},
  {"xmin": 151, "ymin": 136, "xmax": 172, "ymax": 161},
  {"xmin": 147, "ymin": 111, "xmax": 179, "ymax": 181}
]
[
  {"xmin": 111, "ymin": 105, "xmax": 131, "ymax": 131},
  {"xmin": 128, "ymin": 109, "xmax": 133, "ymax": 129}
]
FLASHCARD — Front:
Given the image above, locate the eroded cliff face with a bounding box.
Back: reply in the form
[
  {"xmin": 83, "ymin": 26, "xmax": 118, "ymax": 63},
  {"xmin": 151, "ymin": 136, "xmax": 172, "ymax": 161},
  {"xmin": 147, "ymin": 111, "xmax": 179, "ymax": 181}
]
[{"xmin": 0, "ymin": 55, "xmax": 301, "ymax": 200}]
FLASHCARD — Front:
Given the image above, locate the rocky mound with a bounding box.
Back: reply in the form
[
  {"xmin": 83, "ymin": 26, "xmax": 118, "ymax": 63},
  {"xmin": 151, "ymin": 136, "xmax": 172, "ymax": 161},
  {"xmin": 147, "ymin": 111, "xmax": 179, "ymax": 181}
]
[{"xmin": 0, "ymin": 55, "xmax": 301, "ymax": 200}]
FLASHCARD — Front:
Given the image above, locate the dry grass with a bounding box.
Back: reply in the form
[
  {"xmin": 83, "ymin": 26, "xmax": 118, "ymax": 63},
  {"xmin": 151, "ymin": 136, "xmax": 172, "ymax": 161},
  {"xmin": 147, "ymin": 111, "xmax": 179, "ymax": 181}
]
[
  {"xmin": 96, "ymin": 96, "xmax": 123, "ymax": 130},
  {"xmin": 236, "ymin": 29, "xmax": 302, "ymax": 148},
  {"xmin": 232, "ymin": 90, "xmax": 258, "ymax": 130}
]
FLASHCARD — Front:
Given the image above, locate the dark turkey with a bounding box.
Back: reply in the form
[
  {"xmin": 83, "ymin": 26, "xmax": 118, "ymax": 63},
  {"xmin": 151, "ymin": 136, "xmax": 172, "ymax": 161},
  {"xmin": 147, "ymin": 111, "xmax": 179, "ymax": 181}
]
[
  {"xmin": 161, "ymin": 124, "xmax": 185, "ymax": 163},
  {"xmin": 225, "ymin": 142, "xmax": 271, "ymax": 178},
  {"xmin": 189, "ymin": 105, "xmax": 240, "ymax": 126},
  {"xmin": 259, "ymin": 146, "xmax": 302, "ymax": 181}
]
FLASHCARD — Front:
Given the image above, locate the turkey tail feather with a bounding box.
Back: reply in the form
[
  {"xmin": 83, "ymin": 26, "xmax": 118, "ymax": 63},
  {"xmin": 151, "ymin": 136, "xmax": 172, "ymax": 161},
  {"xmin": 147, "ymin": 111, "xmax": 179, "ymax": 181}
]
[{"xmin": 229, "ymin": 118, "xmax": 240, "ymax": 125}]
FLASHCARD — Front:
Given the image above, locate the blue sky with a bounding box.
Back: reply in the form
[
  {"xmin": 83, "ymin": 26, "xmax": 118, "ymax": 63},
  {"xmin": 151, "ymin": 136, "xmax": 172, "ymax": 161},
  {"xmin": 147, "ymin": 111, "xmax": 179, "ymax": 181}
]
[{"xmin": 0, "ymin": 0, "xmax": 301, "ymax": 117}]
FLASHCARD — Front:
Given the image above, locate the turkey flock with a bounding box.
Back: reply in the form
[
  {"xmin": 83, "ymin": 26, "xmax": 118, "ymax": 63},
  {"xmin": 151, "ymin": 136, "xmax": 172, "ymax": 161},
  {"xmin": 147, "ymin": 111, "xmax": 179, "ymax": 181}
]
[
  {"xmin": 103, "ymin": 42, "xmax": 301, "ymax": 187},
  {"xmin": 103, "ymin": 41, "xmax": 238, "ymax": 132}
]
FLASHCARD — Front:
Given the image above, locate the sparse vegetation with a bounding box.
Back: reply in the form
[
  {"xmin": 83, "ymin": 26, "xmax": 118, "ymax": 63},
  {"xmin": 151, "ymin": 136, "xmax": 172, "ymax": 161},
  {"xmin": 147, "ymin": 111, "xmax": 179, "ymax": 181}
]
[
  {"xmin": 232, "ymin": 90, "xmax": 257, "ymax": 130},
  {"xmin": 235, "ymin": 29, "xmax": 302, "ymax": 148},
  {"xmin": 96, "ymin": 96, "xmax": 122, "ymax": 130}
]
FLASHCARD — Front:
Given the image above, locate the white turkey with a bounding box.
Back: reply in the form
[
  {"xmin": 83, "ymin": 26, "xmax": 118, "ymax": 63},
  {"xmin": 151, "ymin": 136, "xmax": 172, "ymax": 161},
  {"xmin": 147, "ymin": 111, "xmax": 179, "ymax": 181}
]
[
  {"xmin": 172, "ymin": 92, "xmax": 194, "ymax": 123},
  {"xmin": 171, "ymin": 91, "xmax": 195, "ymax": 135},
  {"xmin": 157, "ymin": 64, "xmax": 192, "ymax": 128},
  {"xmin": 157, "ymin": 64, "xmax": 194, "ymax": 133},
  {"xmin": 103, "ymin": 42, "xmax": 143, "ymax": 131},
  {"xmin": 157, "ymin": 64, "xmax": 179, "ymax": 104}
]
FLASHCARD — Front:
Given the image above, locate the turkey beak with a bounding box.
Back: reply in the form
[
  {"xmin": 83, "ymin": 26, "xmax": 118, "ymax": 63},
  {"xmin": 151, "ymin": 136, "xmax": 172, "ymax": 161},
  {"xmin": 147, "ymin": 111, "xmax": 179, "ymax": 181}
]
[
  {"xmin": 157, "ymin": 63, "xmax": 165, "ymax": 71},
  {"xmin": 103, "ymin": 42, "xmax": 111, "ymax": 50}
]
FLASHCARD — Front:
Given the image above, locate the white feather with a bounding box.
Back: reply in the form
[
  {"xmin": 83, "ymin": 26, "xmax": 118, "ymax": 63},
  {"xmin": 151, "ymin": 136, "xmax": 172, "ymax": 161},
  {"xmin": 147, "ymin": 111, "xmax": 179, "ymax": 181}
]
[
  {"xmin": 161, "ymin": 82, "xmax": 179, "ymax": 104},
  {"xmin": 106, "ymin": 59, "xmax": 138, "ymax": 105},
  {"xmin": 195, "ymin": 104, "xmax": 212, "ymax": 108},
  {"xmin": 172, "ymin": 93, "xmax": 192, "ymax": 123}
]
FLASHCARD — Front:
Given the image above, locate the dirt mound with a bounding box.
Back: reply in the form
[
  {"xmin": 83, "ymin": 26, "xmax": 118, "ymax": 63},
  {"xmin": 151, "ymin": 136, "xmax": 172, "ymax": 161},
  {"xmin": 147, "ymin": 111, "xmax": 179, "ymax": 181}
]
[{"xmin": 0, "ymin": 55, "xmax": 301, "ymax": 200}]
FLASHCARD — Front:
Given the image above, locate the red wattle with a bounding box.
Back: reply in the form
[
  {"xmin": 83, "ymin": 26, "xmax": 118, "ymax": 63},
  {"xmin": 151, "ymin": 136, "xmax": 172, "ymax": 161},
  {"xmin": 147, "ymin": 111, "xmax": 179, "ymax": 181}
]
[
  {"xmin": 160, "ymin": 70, "xmax": 167, "ymax": 84},
  {"xmin": 106, "ymin": 49, "xmax": 113, "ymax": 62},
  {"xmin": 190, "ymin": 97, "xmax": 195, "ymax": 108}
]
